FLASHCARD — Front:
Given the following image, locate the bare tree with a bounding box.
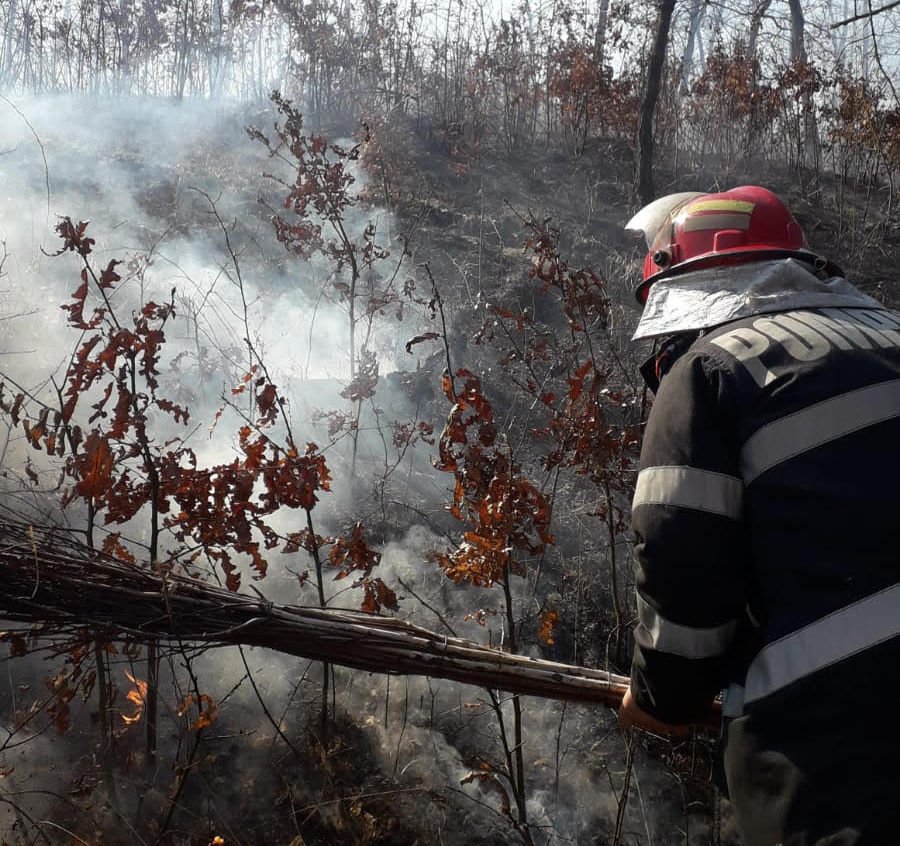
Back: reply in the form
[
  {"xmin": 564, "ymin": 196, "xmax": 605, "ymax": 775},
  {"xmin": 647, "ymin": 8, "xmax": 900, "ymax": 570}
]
[
  {"xmin": 679, "ymin": 0, "xmax": 707, "ymax": 93},
  {"xmin": 748, "ymin": 0, "xmax": 774, "ymax": 58},
  {"xmin": 638, "ymin": 0, "xmax": 677, "ymax": 204},
  {"xmin": 787, "ymin": 0, "xmax": 807, "ymax": 61},
  {"xmin": 592, "ymin": 0, "xmax": 611, "ymax": 66}
]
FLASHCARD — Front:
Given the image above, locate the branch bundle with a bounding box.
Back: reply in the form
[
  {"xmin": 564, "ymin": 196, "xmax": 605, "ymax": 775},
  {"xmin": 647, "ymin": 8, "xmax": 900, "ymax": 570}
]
[{"xmin": 0, "ymin": 522, "xmax": 717, "ymax": 721}]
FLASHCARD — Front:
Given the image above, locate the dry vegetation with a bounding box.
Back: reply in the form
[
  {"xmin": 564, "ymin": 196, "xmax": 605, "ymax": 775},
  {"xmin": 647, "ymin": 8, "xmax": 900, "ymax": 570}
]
[{"xmin": 0, "ymin": 0, "xmax": 896, "ymax": 843}]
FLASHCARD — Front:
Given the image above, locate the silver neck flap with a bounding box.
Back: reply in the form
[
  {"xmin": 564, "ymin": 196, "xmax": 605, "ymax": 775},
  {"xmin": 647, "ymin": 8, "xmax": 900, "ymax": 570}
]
[{"xmin": 633, "ymin": 258, "xmax": 882, "ymax": 341}]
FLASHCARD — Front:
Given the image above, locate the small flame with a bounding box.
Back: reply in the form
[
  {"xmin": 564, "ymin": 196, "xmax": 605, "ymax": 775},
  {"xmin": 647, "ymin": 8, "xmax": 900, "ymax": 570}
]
[{"xmin": 121, "ymin": 671, "xmax": 148, "ymax": 725}]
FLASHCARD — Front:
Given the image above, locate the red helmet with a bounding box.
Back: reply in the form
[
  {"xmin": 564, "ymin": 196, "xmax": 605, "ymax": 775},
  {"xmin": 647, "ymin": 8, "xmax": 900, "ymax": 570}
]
[{"xmin": 626, "ymin": 186, "xmax": 835, "ymax": 304}]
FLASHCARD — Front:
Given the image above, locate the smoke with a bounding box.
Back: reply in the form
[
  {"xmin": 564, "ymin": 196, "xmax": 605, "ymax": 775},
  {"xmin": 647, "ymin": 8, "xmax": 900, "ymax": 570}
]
[
  {"xmin": 0, "ymin": 91, "xmax": 431, "ymax": 499},
  {"xmin": 0, "ymin": 91, "xmax": 719, "ymax": 846}
]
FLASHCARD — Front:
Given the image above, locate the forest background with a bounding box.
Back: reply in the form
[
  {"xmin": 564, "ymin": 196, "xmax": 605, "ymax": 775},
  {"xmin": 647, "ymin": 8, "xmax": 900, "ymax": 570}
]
[{"xmin": 0, "ymin": 0, "xmax": 897, "ymax": 844}]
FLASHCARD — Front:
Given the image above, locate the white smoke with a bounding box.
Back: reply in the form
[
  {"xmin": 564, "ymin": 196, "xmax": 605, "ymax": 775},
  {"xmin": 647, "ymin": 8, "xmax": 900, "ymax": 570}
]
[{"xmin": 0, "ymin": 91, "xmax": 720, "ymax": 846}]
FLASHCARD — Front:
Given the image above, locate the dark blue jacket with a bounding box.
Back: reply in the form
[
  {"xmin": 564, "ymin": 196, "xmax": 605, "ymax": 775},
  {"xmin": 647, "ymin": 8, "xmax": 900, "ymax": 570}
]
[{"xmin": 630, "ymin": 265, "xmax": 900, "ymax": 845}]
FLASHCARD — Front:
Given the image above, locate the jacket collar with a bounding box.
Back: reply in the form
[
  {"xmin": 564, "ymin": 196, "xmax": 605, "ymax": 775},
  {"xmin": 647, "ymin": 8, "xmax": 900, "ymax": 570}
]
[{"xmin": 633, "ymin": 258, "xmax": 882, "ymax": 341}]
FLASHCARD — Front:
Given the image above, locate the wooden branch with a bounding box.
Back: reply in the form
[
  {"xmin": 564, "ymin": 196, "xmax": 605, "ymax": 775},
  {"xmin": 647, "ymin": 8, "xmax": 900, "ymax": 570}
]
[
  {"xmin": 830, "ymin": 0, "xmax": 900, "ymax": 28},
  {"xmin": 0, "ymin": 523, "xmax": 720, "ymax": 724}
]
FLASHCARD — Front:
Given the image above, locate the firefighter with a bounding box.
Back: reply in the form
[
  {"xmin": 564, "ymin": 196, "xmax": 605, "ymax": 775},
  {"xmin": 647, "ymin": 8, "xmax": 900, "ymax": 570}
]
[{"xmin": 616, "ymin": 185, "xmax": 900, "ymax": 844}]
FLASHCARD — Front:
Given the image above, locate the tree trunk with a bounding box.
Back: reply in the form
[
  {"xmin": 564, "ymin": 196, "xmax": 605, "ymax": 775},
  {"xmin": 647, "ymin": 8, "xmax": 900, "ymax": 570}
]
[
  {"xmin": 679, "ymin": 0, "xmax": 706, "ymax": 94},
  {"xmin": 2, "ymin": 0, "xmax": 17, "ymax": 87},
  {"xmin": 638, "ymin": 0, "xmax": 677, "ymax": 205},
  {"xmin": 592, "ymin": 0, "xmax": 610, "ymax": 67},
  {"xmin": 747, "ymin": 0, "xmax": 774, "ymax": 59},
  {"xmin": 828, "ymin": 0, "xmax": 849, "ymax": 63},
  {"xmin": 787, "ymin": 0, "xmax": 807, "ymax": 62},
  {"xmin": 785, "ymin": 0, "xmax": 819, "ymax": 174}
]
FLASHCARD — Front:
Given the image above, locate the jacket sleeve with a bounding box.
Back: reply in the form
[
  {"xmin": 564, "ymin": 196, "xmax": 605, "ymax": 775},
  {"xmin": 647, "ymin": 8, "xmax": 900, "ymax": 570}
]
[{"xmin": 630, "ymin": 348, "xmax": 749, "ymax": 724}]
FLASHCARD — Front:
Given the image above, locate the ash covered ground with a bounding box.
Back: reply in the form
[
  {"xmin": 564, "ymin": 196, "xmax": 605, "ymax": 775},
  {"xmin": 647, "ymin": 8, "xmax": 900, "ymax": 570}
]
[{"xmin": 0, "ymin": 91, "xmax": 894, "ymax": 845}]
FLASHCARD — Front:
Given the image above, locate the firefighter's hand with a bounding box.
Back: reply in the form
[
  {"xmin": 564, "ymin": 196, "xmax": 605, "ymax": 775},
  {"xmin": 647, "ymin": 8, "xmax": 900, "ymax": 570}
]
[{"xmin": 618, "ymin": 685, "xmax": 690, "ymax": 737}]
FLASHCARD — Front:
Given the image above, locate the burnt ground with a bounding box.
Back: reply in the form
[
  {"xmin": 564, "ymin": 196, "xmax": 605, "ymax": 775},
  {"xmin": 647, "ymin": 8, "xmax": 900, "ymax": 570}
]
[
  {"xmin": 378, "ymin": 126, "xmax": 898, "ymax": 846},
  {"xmin": 2, "ymin": 99, "xmax": 896, "ymax": 846},
  {"xmin": 393, "ymin": 134, "xmax": 897, "ymax": 316}
]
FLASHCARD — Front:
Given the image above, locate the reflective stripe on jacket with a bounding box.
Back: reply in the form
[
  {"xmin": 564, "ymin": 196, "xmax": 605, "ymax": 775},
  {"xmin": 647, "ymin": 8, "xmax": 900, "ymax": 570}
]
[{"xmin": 631, "ymin": 303, "xmax": 900, "ymax": 723}]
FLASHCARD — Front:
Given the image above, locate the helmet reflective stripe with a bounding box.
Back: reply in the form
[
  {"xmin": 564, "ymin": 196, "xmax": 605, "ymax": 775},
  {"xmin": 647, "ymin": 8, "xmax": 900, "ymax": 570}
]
[
  {"xmin": 682, "ymin": 213, "xmax": 752, "ymax": 233},
  {"xmin": 682, "ymin": 199, "xmax": 755, "ymax": 214}
]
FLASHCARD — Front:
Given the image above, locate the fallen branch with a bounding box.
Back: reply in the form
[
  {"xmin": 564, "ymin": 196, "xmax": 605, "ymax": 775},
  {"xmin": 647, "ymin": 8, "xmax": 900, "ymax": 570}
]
[{"xmin": 0, "ymin": 522, "xmax": 720, "ymax": 724}]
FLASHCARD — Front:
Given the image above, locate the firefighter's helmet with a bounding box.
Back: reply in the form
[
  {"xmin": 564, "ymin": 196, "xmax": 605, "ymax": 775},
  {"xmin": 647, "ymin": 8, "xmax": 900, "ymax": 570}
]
[{"xmin": 625, "ymin": 186, "xmax": 837, "ymax": 304}]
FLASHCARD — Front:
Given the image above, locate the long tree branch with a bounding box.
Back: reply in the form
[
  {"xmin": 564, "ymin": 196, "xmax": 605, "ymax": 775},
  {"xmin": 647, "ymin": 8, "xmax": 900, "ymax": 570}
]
[
  {"xmin": 830, "ymin": 0, "xmax": 900, "ymax": 28},
  {"xmin": 0, "ymin": 520, "xmax": 721, "ymax": 725}
]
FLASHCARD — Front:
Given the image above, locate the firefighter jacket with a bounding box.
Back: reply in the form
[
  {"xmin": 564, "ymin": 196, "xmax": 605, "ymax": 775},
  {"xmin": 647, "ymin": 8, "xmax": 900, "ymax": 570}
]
[{"xmin": 629, "ymin": 259, "xmax": 900, "ymax": 845}]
